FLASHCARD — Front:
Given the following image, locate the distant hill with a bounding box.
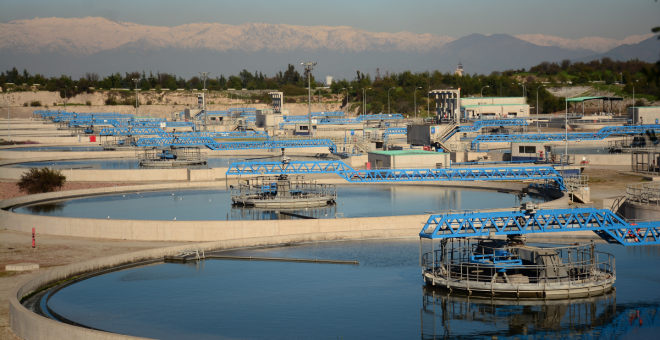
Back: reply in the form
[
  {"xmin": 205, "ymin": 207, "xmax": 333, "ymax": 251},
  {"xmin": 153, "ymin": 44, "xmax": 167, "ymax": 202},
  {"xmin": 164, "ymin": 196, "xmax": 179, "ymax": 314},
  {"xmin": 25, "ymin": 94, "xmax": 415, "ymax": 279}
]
[
  {"xmin": 573, "ymin": 37, "xmax": 660, "ymax": 63},
  {"xmin": 515, "ymin": 33, "xmax": 654, "ymax": 53},
  {"xmin": 0, "ymin": 17, "xmax": 655, "ymax": 78}
]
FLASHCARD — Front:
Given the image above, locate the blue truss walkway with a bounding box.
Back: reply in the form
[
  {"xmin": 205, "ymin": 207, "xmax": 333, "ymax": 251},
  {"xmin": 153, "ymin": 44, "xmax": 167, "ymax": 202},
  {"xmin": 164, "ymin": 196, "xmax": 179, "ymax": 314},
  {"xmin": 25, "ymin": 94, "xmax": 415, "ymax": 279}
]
[
  {"xmin": 471, "ymin": 124, "xmax": 660, "ymax": 147},
  {"xmin": 460, "ymin": 119, "xmax": 529, "ymax": 132},
  {"xmin": 225, "ymin": 160, "xmax": 565, "ymax": 189},
  {"xmin": 99, "ymin": 128, "xmax": 269, "ymax": 139},
  {"xmin": 419, "ymin": 206, "xmax": 660, "ymax": 246},
  {"xmin": 136, "ymin": 138, "xmax": 336, "ymax": 152}
]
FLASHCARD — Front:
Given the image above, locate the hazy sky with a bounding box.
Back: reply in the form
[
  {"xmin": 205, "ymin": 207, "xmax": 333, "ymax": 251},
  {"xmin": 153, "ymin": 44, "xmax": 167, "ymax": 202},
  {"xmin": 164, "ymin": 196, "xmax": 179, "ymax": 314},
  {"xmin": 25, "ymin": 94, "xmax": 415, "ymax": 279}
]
[{"xmin": 1, "ymin": 0, "xmax": 659, "ymax": 40}]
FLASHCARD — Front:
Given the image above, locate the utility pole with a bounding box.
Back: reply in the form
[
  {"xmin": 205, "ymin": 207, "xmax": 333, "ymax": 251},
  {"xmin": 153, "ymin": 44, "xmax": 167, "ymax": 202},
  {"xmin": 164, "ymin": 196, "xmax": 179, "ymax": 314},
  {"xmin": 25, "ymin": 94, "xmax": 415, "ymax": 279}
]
[
  {"xmin": 199, "ymin": 72, "xmax": 210, "ymax": 131},
  {"xmin": 132, "ymin": 78, "xmax": 140, "ymax": 117},
  {"xmin": 301, "ymin": 62, "xmax": 317, "ymax": 138}
]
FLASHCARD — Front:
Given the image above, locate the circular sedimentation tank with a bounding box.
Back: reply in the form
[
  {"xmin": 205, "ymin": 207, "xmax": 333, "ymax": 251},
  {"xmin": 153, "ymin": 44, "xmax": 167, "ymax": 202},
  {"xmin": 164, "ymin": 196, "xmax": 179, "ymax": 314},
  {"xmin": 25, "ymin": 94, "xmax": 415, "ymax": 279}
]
[
  {"xmin": 12, "ymin": 186, "xmax": 549, "ymax": 221},
  {"xmin": 20, "ymin": 239, "xmax": 660, "ymax": 339}
]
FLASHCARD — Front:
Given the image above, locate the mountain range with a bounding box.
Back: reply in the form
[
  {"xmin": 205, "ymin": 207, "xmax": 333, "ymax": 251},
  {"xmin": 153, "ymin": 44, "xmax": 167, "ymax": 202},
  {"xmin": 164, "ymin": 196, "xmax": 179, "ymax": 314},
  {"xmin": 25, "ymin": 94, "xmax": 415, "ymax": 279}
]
[{"xmin": 1, "ymin": 17, "xmax": 658, "ymax": 79}]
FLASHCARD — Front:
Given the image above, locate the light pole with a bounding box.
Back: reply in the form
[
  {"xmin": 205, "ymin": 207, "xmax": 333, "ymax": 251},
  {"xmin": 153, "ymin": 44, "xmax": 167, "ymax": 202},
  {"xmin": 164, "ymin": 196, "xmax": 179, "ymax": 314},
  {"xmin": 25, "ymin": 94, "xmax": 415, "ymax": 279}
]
[
  {"xmin": 6, "ymin": 87, "xmax": 9, "ymax": 141},
  {"xmin": 564, "ymin": 82, "xmax": 568, "ymax": 161},
  {"xmin": 633, "ymin": 79, "xmax": 639, "ymax": 124},
  {"xmin": 64, "ymin": 86, "xmax": 76, "ymax": 112},
  {"xmin": 199, "ymin": 72, "xmax": 210, "ymax": 131},
  {"xmin": 301, "ymin": 62, "xmax": 317, "ymax": 137},
  {"xmin": 388, "ymin": 87, "xmax": 395, "ymax": 114},
  {"xmin": 132, "ymin": 78, "xmax": 139, "ymax": 117},
  {"xmin": 341, "ymin": 87, "xmax": 349, "ymax": 112},
  {"xmin": 427, "ymin": 85, "xmax": 431, "ymax": 119},
  {"xmin": 518, "ymin": 83, "xmax": 526, "ymax": 98},
  {"xmin": 536, "ymin": 85, "xmax": 545, "ymax": 131},
  {"xmin": 362, "ymin": 87, "xmax": 371, "ymax": 115},
  {"xmin": 480, "ymin": 85, "xmax": 489, "ymax": 120},
  {"xmin": 414, "ymin": 87, "xmax": 422, "ymax": 119}
]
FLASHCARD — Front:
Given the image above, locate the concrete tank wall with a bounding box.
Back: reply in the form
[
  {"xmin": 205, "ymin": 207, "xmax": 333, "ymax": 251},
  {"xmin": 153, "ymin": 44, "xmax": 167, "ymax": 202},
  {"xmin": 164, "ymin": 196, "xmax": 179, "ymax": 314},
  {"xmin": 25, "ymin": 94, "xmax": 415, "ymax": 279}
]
[{"xmin": 621, "ymin": 201, "xmax": 660, "ymax": 221}]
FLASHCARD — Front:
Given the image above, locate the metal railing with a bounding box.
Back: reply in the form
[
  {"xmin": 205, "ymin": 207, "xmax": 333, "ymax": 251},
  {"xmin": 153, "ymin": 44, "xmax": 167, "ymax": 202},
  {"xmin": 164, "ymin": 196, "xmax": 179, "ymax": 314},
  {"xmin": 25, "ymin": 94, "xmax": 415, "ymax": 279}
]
[
  {"xmin": 230, "ymin": 176, "xmax": 337, "ymax": 202},
  {"xmin": 627, "ymin": 182, "xmax": 660, "ymax": 206},
  {"xmin": 421, "ymin": 243, "xmax": 614, "ymax": 285}
]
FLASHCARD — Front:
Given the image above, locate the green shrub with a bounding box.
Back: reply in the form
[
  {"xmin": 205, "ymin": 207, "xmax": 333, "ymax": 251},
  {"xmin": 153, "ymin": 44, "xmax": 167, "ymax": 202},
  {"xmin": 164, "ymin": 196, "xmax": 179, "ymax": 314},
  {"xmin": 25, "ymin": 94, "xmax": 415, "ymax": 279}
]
[
  {"xmin": 23, "ymin": 102, "xmax": 28, "ymax": 107},
  {"xmin": 30, "ymin": 100, "xmax": 41, "ymax": 107},
  {"xmin": 86, "ymin": 100, "xmax": 92, "ymax": 106},
  {"xmin": 18, "ymin": 168, "xmax": 66, "ymax": 194}
]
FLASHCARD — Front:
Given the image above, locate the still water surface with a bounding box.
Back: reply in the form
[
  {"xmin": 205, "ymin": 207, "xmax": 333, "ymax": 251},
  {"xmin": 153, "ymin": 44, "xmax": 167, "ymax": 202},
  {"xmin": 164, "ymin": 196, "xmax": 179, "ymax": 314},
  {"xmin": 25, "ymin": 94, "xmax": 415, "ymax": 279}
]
[
  {"xmin": 3, "ymin": 146, "xmax": 105, "ymax": 152},
  {"xmin": 45, "ymin": 239, "xmax": 660, "ymax": 339},
  {"xmin": 13, "ymin": 187, "xmax": 547, "ymax": 220}
]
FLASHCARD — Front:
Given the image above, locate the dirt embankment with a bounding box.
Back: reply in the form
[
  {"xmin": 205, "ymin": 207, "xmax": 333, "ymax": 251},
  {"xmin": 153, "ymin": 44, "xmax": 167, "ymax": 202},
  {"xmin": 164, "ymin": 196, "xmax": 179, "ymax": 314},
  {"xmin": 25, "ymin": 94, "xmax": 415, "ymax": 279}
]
[{"xmin": 5, "ymin": 90, "xmax": 360, "ymax": 119}]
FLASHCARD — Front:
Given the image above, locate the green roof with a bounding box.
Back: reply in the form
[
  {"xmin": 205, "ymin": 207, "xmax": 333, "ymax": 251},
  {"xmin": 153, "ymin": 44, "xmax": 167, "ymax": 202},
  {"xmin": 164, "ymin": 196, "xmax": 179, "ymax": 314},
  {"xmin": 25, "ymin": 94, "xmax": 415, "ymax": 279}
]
[
  {"xmin": 369, "ymin": 150, "xmax": 444, "ymax": 156},
  {"xmin": 462, "ymin": 97, "xmax": 524, "ymax": 99},
  {"xmin": 461, "ymin": 103, "xmax": 528, "ymax": 108},
  {"xmin": 566, "ymin": 96, "xmax": 623, "ymax": 102}
]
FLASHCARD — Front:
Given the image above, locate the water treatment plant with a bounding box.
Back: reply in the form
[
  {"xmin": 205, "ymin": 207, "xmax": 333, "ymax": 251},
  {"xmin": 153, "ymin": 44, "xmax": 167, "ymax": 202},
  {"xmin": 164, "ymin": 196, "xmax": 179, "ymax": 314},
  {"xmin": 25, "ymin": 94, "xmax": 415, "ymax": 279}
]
[{"xmin": 2, "ymin": 88, "xmax": 660, "ymax": 340}]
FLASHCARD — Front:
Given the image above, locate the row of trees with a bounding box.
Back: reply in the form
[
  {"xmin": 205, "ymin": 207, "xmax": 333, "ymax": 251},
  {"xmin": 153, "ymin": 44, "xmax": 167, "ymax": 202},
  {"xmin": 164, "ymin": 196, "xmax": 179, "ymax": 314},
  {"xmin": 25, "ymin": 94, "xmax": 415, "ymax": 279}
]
[{"xmin": 2, "ymin": 57, "xmax": 658, "ymax": 114}]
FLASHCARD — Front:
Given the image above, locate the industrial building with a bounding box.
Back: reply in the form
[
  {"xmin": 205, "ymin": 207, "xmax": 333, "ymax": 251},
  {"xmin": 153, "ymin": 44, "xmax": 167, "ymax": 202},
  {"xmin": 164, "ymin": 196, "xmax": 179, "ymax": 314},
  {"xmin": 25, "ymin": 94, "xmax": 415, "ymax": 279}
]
[{"xmin": 627, "ymin": 106, "xmax": 660, "ymax": 125}]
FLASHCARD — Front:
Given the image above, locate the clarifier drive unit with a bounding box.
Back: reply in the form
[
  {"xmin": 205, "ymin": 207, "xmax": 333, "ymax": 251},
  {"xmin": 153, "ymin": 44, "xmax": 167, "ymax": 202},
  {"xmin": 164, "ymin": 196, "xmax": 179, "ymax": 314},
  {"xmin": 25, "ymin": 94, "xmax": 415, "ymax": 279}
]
[
  {"xmin": 138, "ymin": 146, "xmax": 207, "ymax": 167},
  {"xmin": 230, "ymin": 174, "xmax": 337, "ymax": 208},
  {"xmin": 420, "ymin": 236, "xmax": 614, "ymax": 299}
]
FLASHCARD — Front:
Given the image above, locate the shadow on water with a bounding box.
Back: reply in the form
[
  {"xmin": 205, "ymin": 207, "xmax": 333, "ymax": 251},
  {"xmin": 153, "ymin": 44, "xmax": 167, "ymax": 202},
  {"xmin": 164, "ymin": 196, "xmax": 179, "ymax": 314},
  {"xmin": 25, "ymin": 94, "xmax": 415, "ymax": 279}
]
[
  {"xmin": 421, "ymin": 286, "xmax": 659, "ymax": 339},
  {"xmin": 23, "ymin": 203, "xmax": 65, "ymax": 214}
]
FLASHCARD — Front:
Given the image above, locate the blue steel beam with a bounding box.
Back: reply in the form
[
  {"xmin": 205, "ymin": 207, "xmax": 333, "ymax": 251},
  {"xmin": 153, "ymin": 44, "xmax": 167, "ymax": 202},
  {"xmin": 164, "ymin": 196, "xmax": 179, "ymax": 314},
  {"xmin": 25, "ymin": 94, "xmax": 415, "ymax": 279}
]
[
  {"xmin": 136, "ymin": 137, "xmax": 336, "ymax": 152},
  {"xmin": 225, "ymin": 161, "xmax": 565, "ymax": 189},
  {"xmin": 100, "ymin": 128, "xmax": 269, "ymax": 138},
  {"xmin": 99, "ymin": 127, "xmax": 165, "ymax": 136},
  {"xmin": 472, "ymin": 124, "xmax": 660, "ymax": 145},
  {"xmin": 227, "ymin": 160, "xmax": 353, "ymax": 175},
  {"xmin": 459, "ymin": 119, "xmax": 528, "ymax": 132},
  {"xmin": 419, "ymin": 207, "xmax": 660, "ymax": 246},
  {"xmin": 382, "ymin": 127, "xmax": 407, "ymax": 143},
  {"xmin": 165, "ymin": 131, "xmax": 269, "ymax": 139},
  {"xmin": 356, "ymin": 114, "xmax": 404, "ymax": 121},
  {"xmin": 208, "ymin": 139, "xmax": 336, "ymax": 152}
]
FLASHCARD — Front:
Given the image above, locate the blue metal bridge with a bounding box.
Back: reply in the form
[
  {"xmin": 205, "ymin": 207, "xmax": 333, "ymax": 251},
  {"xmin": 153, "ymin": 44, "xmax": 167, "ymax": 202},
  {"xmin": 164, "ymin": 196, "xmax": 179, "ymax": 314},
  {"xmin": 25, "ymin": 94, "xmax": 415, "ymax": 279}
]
[
  {"xmin": 225, "ymin": 160, "xmax": 565, "ymax": 188},
  {"xmin": 460, "ymin": 119, "xmax": 529, "ymax": 132},
  {"xmin": 70, "ymin": 119, "xmax": 196, "ymax": 129},
  {"xmin": 420, "ymin": 206, "xmax": 660, "ymax": 246},
  {"xmin": 136, "ymin": 137, "xmax": 337, "ymax": 152},
  {"xmin": 471, "ymin": 124, "xmax": 660, "ymax": 147},
  {"xmin": 279, "ymin": 114, "xmax": 405, "ymax": 128},
  {"xmin": 382, "ymin": 127, "xmax": 408, "ymax": 143},
  {"xmin": 98, "ymin": 128, "xmax": 269, "ymax": 139}
]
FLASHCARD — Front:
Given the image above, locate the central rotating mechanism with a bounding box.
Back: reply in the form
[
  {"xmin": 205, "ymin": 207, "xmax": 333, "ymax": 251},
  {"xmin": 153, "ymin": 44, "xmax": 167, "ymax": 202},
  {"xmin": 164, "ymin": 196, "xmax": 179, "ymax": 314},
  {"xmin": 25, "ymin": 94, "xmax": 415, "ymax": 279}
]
[{"xmin": 230, "ymin": 174, "xmax": 337, "ymax": 208}]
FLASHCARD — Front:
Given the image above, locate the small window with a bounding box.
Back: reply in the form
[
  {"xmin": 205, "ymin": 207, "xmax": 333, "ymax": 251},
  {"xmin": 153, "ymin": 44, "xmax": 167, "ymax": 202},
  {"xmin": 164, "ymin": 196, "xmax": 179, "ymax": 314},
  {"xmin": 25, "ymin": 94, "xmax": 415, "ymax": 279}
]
[
  {"xmin": 519, "ymin": 146, "xmax": 536, "ymax": 153},
  {"xmin": 299, "ymin": 126, "xmax": 308, "ymax": 131}
]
